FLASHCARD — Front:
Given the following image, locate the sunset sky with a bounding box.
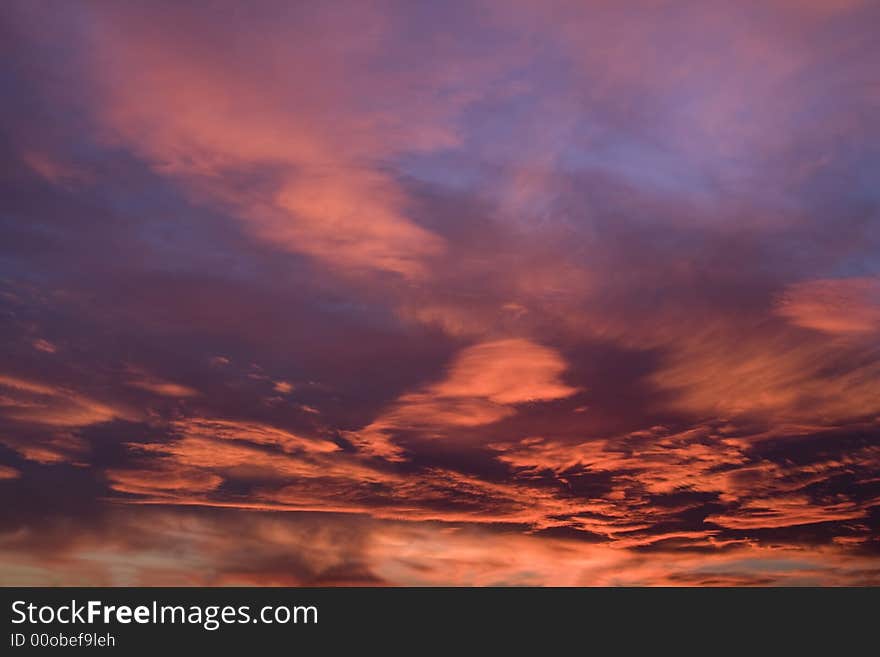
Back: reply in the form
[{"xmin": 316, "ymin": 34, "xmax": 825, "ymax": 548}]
[{"xmin": 1, "ymin": 0, "xmax": 879, "ymax": 585}]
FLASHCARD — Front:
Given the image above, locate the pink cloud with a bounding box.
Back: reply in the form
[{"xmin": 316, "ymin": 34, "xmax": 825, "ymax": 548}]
[
  {"xmin": 349, "ymin": 339, "xmax": 578, "ymax": 459},
  {"xmin": 777, "ymin": 277, "xmax": 880, "ymax": 335}
]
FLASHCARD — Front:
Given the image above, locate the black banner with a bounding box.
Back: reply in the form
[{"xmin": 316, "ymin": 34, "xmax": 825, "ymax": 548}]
[{"xmin": 1, "ymin": 587, "xmax": 875, "ymax": 652}]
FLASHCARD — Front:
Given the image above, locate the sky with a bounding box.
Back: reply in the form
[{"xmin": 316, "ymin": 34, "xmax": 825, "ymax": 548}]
[{"xmin": 0, "ymin": 0, "xmax": 878, "ymax": 586}]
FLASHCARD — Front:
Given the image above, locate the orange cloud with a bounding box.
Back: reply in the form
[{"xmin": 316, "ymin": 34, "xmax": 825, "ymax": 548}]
[
  {"xmin": 31, "ymin": 338, "xmax": 57, "ymax": 354},
  {"xmin": 0, "ymin": 464, "xmax": 20, "ymax": 480},
  {"xmin": 107, "ymin": 466, "xmax": 223, "ymax": 496},
  {"xmin": 2, "ymin": 508, "xmax": 877, "ymax": 586},
  {"xmin": 431, "ymin": 339, "xmax": 578, "ymax": 403},
  {"xmin": 649, "ymin": 322, "xmax": 880, "ymax": 422},
  {"xmin": 111, "ymin": 430, "xmax": 566, "ymax": 526},
  {"xmin": 0, "ymin": 374, "xmax": 133, "ymax": 427},
  {"xmin": 270, "ymin": 170, "xmax": 444, "ymax": 277},
  {"xmin": 125, "ymin": 372, "xmax": 199, "ymax": 398},
  {"xmin": 707, "ymin": 495, "xmax": 872, "ymax": 531},
  {"xmin": 490, "ymin": 422, "xmax": 880, "ymax": 542},
  {"xmin": 171, "ymin": 417, "xmax": 339, "ymax": 455},
  {"xmin": 349, "ymin": 339, "xmax": 578, "ymax": 459},
  {"xmin": 0, "ymin": 430, "xmax": 89, "ymax": 466},
  {"xmin": 776, "ymin": 277, "xmax": 880, "ymax": 335},
  {"xmin": 77, "ymin": 2, "xmax": 470, "ymax": 277}
]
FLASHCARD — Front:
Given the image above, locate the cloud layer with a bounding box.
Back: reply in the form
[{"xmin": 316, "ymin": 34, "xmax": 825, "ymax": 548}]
[{"xmin": 0, "ymin": 0, "xmax": 878, "ymax": 585}]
